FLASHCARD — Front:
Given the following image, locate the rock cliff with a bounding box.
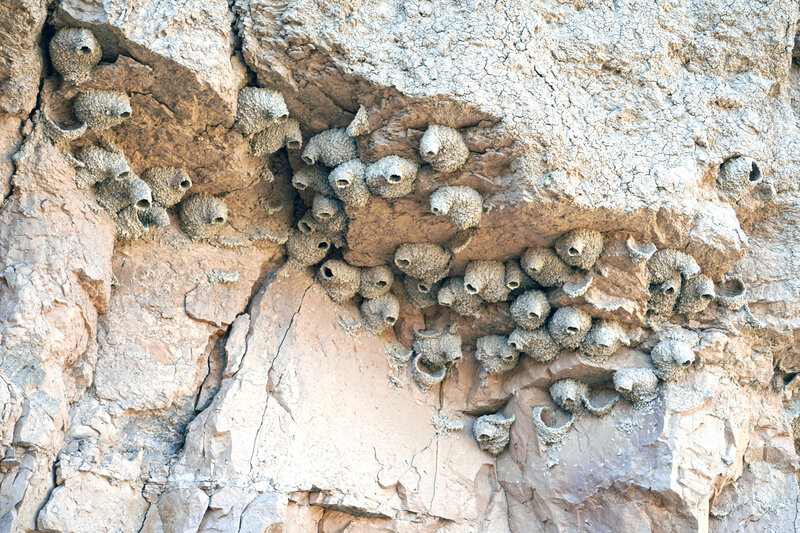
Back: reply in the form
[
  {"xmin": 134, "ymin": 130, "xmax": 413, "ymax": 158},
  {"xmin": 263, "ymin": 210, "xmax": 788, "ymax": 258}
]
[{"xmin": 1, "ymin": 0, "xmax": 799, "ymax": 531}]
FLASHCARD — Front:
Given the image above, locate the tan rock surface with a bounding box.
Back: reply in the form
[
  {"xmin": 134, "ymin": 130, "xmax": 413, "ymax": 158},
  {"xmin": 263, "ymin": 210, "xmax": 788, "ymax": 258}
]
[{"xmin": 0, "ymin": 0, "xmax": 799, "ymax": 531}]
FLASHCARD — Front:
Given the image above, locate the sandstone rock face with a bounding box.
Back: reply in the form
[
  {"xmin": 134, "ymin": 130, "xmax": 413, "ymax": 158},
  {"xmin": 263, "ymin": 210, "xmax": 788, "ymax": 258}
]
[{"xmin": 0, "ymin": 1, "xmax": 799, "ymax": 532}]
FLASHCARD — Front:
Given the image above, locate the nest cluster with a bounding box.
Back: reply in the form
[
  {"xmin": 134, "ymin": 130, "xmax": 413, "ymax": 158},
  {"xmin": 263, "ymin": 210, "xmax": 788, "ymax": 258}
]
[
  {"xmin": 47, "ymin": 28, "xmax": 230, "ymax": 242},
  {"xmin": 46, "ymin": 32, "xmax": 755, "ymax": 456},
  {"xmin": 233, "ymin": 84, "xmax": 751, "ymax": 454}
]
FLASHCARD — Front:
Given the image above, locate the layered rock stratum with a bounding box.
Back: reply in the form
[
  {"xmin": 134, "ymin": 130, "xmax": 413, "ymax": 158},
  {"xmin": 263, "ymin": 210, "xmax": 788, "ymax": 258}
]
[{"xmin": 1, "ymin": 0, "xmax": 799, "ymax": 531}]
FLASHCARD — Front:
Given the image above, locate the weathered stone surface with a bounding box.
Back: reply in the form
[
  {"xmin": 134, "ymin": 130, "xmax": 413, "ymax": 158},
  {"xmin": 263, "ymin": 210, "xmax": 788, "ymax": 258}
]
[
  {"xmin": 1, "ymin": 0, "xmax": 800, "ymax": 531},
  {"xmin": 0, "ymin": 0, "xmax": 46, "ymax": 117},
  {"xmin": 37, "ymin": 472, "xmax": 148, "ymax": 533},
  {"xmin": 163, "ymin": 267, "xmax": 501, "ymax": 529},
  {"xmin": 0, "ymin": 0, "xmax": 47, "ymax": 203},
  {"xmin": 92, "ymin": 231, "xmax": 276, "ymax": 411},
  {"xmin": 0, "ymin": 131, "xmax": 115, "ymax": 530},
  {"xmin": 54, "ymin": 0, "xmax": 242, "ymax": 125}
]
